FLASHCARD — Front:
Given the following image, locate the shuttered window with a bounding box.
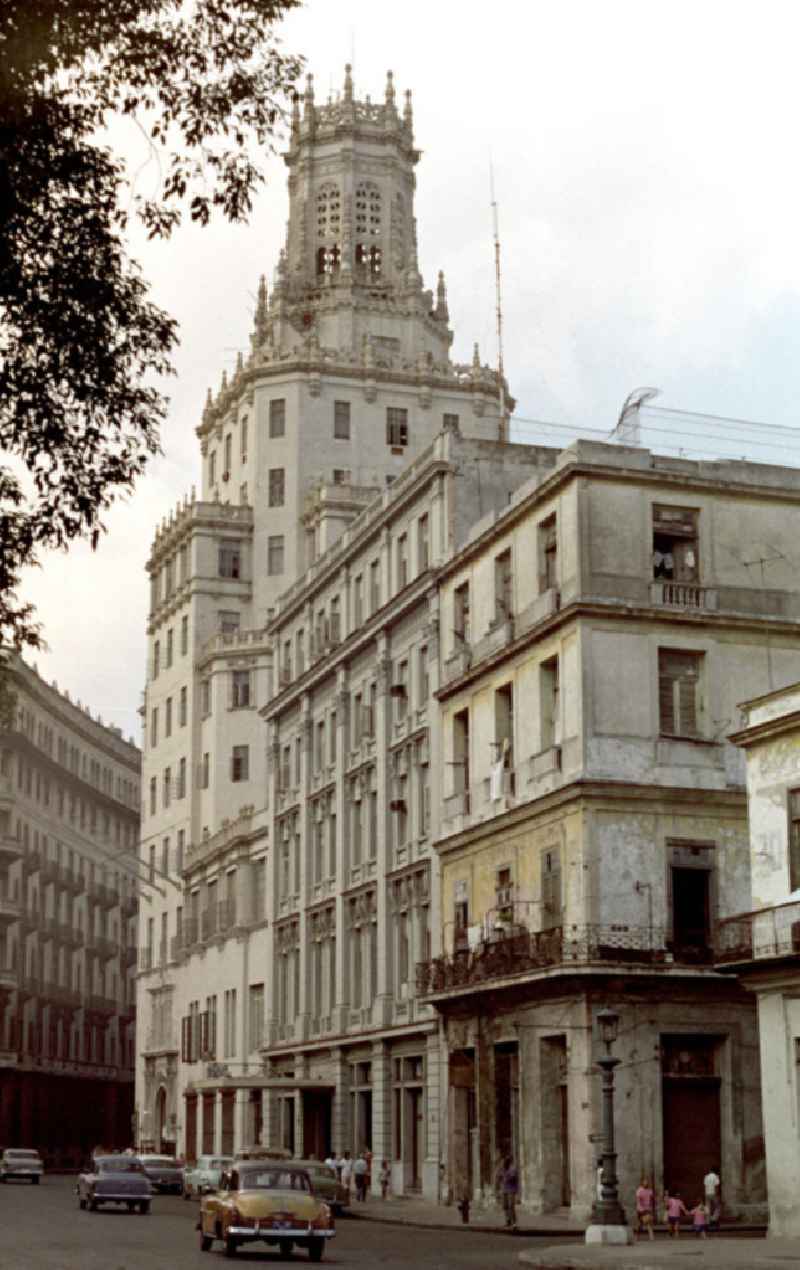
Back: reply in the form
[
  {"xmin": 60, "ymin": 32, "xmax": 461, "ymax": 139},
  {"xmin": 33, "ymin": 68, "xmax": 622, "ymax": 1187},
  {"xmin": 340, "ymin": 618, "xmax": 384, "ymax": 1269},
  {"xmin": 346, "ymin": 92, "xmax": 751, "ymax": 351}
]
[
  {"xmin": 789, "ymin": 790, "xmax": 800, "ymax": 891},
  {"xmin": 541, "ymin": 848, "xmax": 562, "ymax": 930},
  {"xmin": 658, "ymin": 650, "xmax": 702, "ymax": 737}
]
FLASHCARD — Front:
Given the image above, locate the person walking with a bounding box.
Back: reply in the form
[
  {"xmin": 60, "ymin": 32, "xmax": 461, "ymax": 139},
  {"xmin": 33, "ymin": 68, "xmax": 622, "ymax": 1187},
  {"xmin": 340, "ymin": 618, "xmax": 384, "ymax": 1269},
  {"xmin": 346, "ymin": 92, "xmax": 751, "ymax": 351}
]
[
  {"xmin": 665, "ymin": 1190, "xmax": 689, "ymax": 1237},
  {"xmin": 379, "ymin": 1159, "xmax": 390, "ymax": 1200},
  {"xmin": 340, "ymin": 1150, "xmax": 353, "ymax": 1203},
  {"xmin": 634, "ymin": 1176, "xmax": 655, "ymax": 1241},
  {"xmin": 353, "ymin": 1151, "xmax": 368, "ymax": 1201},
  {"xmin": 501, "ymin": 1156, "xmax": 519, "ymax": 1230},
  {"xmin": 691, "ymin": 1200, "xmax": 709, "ymax": 1238},
  {"xmin": 703, "ymin": 1166, "xmax": 721, "ymax": 1230}
]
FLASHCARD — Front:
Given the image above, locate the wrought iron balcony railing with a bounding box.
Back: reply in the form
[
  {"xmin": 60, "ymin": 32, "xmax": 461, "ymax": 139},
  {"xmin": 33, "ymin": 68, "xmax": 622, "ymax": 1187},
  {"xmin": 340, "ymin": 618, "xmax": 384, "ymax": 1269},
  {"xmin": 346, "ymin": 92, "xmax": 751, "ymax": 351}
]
[{"xmin": 715, "ymin": 899, "xmax": 800, "ymax": 965}]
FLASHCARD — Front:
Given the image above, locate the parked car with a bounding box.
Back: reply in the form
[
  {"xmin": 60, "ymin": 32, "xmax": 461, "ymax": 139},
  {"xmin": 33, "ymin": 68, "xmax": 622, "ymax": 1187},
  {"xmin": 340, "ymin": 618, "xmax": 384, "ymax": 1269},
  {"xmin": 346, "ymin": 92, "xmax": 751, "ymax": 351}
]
[
  {"xmin": 0, "ymin": 1148, "xmax": 44, "ymax": 1184},
  {"xmin": 139, "ymin": 1154, "xmax": 184, "ymax": 1194},
  {"xmin": 289, "ymin": 1159, "xmax": 349, "ymax": 1214},
  {"xmin": 77, "ymin": 1154, "xmax": 152, "ymax": 1213},
  {"xmin": 183, "ymin": 1154, "xmax": 234, "ymax": 1199},
  {"xmin": 199, "ymin": 1161, "xmax": 335, "ymax": 1261}
]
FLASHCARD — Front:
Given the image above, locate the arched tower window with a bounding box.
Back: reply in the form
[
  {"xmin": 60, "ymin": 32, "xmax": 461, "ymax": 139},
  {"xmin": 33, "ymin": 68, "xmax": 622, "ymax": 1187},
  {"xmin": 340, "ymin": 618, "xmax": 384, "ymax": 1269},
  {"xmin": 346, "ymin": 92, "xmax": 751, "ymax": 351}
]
[
  {"xmin": 355, "ymin": 182, "xmax": 382, "ymax": 278},
  {"xmin": 316, "ymin": 183, "xmax": 341, "ymax": 276}
]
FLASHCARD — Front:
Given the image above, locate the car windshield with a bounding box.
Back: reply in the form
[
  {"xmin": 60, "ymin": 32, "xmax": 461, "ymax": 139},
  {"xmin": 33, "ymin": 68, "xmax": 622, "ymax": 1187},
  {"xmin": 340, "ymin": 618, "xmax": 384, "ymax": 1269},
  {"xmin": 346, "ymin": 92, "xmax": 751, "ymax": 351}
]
[
  {"xmin": 7, "ymin": 1151, "xmax": 40, "ymax": 1160},
  {"xmin": 96, "ymin": 1158, "xmax": 143, "ymax": 1174},
  {"xmin": 141, "ymin": 1157, "xmax": 177, "ymax": 1168},
  {"xmin": 239, "ymin": 1169, "xmax": 311, "ymax": 1193}
]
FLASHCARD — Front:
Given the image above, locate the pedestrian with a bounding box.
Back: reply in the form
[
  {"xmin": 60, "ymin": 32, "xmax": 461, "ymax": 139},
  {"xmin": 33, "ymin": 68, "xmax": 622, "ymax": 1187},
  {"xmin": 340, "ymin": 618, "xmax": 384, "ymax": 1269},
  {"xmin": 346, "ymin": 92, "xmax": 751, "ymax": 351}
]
[
  {"xmin": 664, "ymin": 1190, "xmax": 688, "ymax": 1237},
  {"xmin": 501, "ymin": 1155, "xmax": 519, "ymax": 1230},
  {"xmin": 353, "ymin": 1151, "xmax": 368, "ymax": 1201},
  {"xmin": 634, "ymin": 1176, "xmax": 655, "ymax": 1241},
  {"xmin": 379, "ymin": 1159, "xmax": 390, "ymax": 1200},
  {"xmin": 703, "ymin": 1166, "xmax": 721, "ymax": 1230},
  {"xmin": 340, "ymin": 1150, "xmax": 353, "ymax": 1202},
  {"xmin": 365, "ymin": 1148, "xmax": 373, "ymax": 1194},
  {"xmin": 493, "ymin": 1153, "xmax": 505, "ymax": 1207},
  {"xmin": 324, "ymin": 1152, "xmax": 336, "ymax": 1172},
  {"xmin": 691, "ymin": 1200, "xmax": 709, "ymax": 1239}
]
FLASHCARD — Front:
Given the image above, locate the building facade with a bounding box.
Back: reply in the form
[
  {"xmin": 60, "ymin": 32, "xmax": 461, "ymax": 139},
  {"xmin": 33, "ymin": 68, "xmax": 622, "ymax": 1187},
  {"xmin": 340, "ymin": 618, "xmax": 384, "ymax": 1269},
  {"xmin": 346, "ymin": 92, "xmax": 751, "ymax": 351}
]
[
  {"xmin": 717, "ymin": 682, "xmax": 800, "ymax": 1237},
  {"xmin": 135, "ymin": 66, "xmax": 511, "ymax": 1176},
  {"xmin": 0, "ymin": 656, "xmax": 140, "ymax": 1164},
  {"xmin": 415, "ymin": 441, "xmax": 800, "ymax": 1219}
]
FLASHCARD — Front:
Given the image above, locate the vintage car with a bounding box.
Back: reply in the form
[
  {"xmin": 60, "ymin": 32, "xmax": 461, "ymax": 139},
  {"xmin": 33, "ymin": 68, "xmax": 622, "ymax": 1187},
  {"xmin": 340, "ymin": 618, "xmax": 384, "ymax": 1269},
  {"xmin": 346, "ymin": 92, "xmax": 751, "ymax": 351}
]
[
  {"xmin": 0, "ymin": 1148, "xmax": 44, "ymax": 1183},
  {"xmin": 199, "ymin": 1162, "xmax": 335, "ymax": 1260},
  {"xmin": 183, "ymin": 1154, "xmax": 234, "ymax": 1199},
  {"xmin": 289, "ymin": 1159, "xmax": 349, "ymax": 1214},
  {"xmin": 77, "ymin": 1154, "xmax": 152, "ymax": 1213},
  {"xmin": 139, "ymin": 1153, "xmax": 184, "ymax": 1194}
]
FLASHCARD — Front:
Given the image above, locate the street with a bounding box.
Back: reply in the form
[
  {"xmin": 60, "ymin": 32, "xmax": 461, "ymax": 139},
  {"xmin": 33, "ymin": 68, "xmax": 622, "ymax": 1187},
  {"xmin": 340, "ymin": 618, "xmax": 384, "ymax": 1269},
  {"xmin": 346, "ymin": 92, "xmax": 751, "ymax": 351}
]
[{"xmin": 0, "ymin": 1176, "xmax": 561, "ymax": 1270}]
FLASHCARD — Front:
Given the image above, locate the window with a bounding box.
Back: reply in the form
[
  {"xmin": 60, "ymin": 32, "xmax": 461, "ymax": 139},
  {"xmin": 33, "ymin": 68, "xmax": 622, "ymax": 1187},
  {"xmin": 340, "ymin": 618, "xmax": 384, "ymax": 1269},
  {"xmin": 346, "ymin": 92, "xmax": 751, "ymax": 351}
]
[
  {"xmin": 200, "ymin": 679, "xmax": 211, "ymax": 717},
  {"xmin": 181, "ymin": 615, "xmax": 189, "ymax": 655},
  {"xmin": 353, "ymin": 574, "xmax": 364, "ymax": 626},
  {"xmin": 369, "ymin": 560, "xmax": 381, "ymax": 613},
  {"xmin": 241, "ymin": 416, "xmax": 248, "ymax": 459},
  {"xmin": 417, "ymin": 514, "xmax": 429, "ymax": 572},
  {"xmin": 443, "ymin": 412, "xmax": 459, "ymax": 431},
  {"xmin": 149, "ymin": 777, "xmax": 157, "ymax": 816},
  {"xmin": 177, "ymin": 757, "xmax": 187, "ymax": 799},
  {"xmin": 240, "ymin": 483, "xmax": 248, "ymax": 505},
  {"xmin": 179, "ymin": 686, "xmax": 188, "ymax": 727},
  {"xmin": 789, "ymin": 790, "xmax": 800, "ymax": 891},
  {"xmin": 314, "ymin": 720, "xmax": 325, "ymax": 774},
  {"xmin": 232, "ymin": 670, "xmax": 251, "ymax": 709},
  {"xmin": 161, "ymin": 837, "xmax": 170, "ymax": 877},
  {"xmin": 453, "ymin": 708, "xmax": 470, "ymax": 798},
  {"xmin": 249, "ymin": 984, "xmax": 264, "ymax": 1052},
  {"xmin": 200, "ymin": 753, "xmax": 210, "ymax": 789},
  {"xmin": 219, "ymin": 610, "xmax": 240, "ymax": 635},
  {"xmin": 417, "ymin": 644, "xmax": 429, "ymax": 708},
  {"xmin": 494, "ymin": 548, "xmax": 513, "ymax": 622},
  {"xmin": 494, "ymin": 683, "xmax": 514, "ymax": 775},
  {"xmin": 334, "ymin": 400, "xmax": 351, "ymax": 439},
  {"xmin": 269, "ymin": 468, "xmax": 285, "ymax": 507},
  {"xmin": 269, "ymin": 398, "xmax": 286, "ymax": 438},
  {"xmin": 224, "ymin": 433, "xmax": 232, "ymax": 474},
  {"xmin": 153, "ymin": 641, "xmax": 160, "ymax": 679},
  {"xmin": 393, "ymin": 660, "xmax": 408, "ymax": 722},
  {"xmin": 209, "ymin": 451, "xmax": 217, "ymax": 486},
  {"xmin": 295, "ymin": 629, "xmax": 305, "ymax": 675},
  {"xmin": 386, "ymin": 407, "xmax": 408, "ymax": 448},
  {"xmin": 454, "ymin": 581, "xmax": 470, "ymax": 644},
  {"xmin": 538, "ymin": 514, "xmax": 558, "ymax": 592},
  {"xmin": 231, "ymin": 745, "xmax": 249, "ymax": 783},
  {"xmin": 332, "ymin": 468, "xmax": 350, "ymax": 484},
  {"xmin": 150, "ymin": 707, "xmax": 158, "ymax": 748},
  {"xmin": 162, "ymin": 767, "xmax": 171, "ymax": 809},
  {"xmin": 540, "ymin": 656, "xmax": 560, "ymax": 749},
  {"xmin": 164, "ymin": 697, "xmax": 172, "ymax": 738},
  {"xmin": 653, "ymin": 505, "xmax": 699, "ymax": 582},
  {"xmin": 541, "ymin": 848, "xmax": 562, "ymax": 930},
  {"xmin": 659, "ymin": 650, "xmax": 702, "ymax": 738},
  {"xmin": 165, "ymin": 628, "xmax": 174, "ymax": 667},
  {"xmin": 218, "ymin": 541, "xmax": 241, "ymax": 579},
  {"xmin": 176, "ymin": 831, "xmax": 185, "ymax": 875},
  {"xmin": 396, "ymin": 534, "xmax": 408, "ymax": 590},
  {"xmin": 268, "ymin": 535, "xmax": 285, "ymax": 576}
]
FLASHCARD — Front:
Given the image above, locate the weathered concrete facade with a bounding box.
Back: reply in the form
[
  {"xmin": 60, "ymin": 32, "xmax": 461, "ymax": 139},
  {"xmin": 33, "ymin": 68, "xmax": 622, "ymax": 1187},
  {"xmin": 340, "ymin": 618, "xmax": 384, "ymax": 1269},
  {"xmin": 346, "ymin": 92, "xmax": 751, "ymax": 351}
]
[
  {"xmin": 718, "ymin": 683, "xmax": 800, "ymax": 1237},
  {"xmin": 418, "ymin": 441, "xmax": 800, "ymax": 1220},
  {"xmin": 0, "ymin": 657, "xmax": 140, "ymax": 1163}
]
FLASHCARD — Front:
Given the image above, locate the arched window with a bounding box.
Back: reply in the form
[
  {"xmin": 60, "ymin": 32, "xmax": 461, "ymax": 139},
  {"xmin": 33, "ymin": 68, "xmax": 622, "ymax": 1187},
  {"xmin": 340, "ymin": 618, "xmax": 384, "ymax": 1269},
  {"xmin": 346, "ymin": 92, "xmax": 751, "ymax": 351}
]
[
  {"xmin": 316, "ymin": 183, "xmax": 341, "ymax": 239},
  {"xmin": 356, "ymin": 244, "xmax": 382, "ymax": 277},
  {"xmin": 317, "ymin": 244, "xmax": 341, "ymax": 276},
  {"xmin": 355, "ymin": 182, "xmax": 381, "ymax": 236}
]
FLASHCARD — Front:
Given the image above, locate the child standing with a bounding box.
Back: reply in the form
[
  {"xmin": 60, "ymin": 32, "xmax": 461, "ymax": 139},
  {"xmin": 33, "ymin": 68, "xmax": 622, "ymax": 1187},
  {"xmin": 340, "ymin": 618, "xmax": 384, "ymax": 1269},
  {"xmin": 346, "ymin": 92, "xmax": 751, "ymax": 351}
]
[
  {"xmin": 379, "ymin": 1159, "xmax": 390, "ymax": 1200},
  {"xmin": 691, "ymin": 1200, "xmax": 709, "ymax": 1238},
  {"xmin": 665, "ymin": 1191, "xmax": 689, "ymax": 1237},
  {"xmin": 634, "ymin": 1177, "xmax": 655, "ymax": 1241}
]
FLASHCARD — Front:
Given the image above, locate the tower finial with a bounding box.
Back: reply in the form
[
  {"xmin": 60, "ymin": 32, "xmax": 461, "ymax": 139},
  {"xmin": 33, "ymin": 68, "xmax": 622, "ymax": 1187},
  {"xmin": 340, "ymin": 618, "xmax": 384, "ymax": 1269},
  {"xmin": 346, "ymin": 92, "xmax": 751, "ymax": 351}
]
[
  {"xmin": 291, "ymin": 91, "xmax": 301, "ymax": 134},
  {"xmin": 385, "ymin": 69, "xmax": 396, "ymax": 108},
  {"xmin": 304, "ymin": 73, "xmax": 315, "ymax": 117},
  {"xmin": 254, "ymin": 273, "xmax": 268, "ymax": 344},
  {"xmin": 344, "ymin": 63, "xmax": 353, "ymax": 103},
  {"xmin": 436, "ymin": 269, "xmax": 449, "ymax": 322},
  {"xmin": 403, "ymin": 88, "xmax": 413, "ymax": 131},
  {"xmin": 472, "ymin": 342, "xmax": 481, "ymax": 372}
]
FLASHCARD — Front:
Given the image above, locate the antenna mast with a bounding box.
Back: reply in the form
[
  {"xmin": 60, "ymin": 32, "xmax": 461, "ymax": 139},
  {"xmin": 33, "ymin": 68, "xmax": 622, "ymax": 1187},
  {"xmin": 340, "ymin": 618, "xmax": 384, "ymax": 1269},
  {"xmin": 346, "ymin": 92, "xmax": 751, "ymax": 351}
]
[{"xmin": 490, "ymin": 162, "xmax": 508, "ymax": 443}]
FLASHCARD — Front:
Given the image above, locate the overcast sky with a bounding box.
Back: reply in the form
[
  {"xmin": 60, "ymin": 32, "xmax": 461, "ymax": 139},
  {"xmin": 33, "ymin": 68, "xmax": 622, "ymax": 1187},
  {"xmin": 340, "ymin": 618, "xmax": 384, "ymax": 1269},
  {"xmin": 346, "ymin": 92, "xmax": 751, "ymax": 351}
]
[{"xmin": 18, "ymin": 0, "xmax": 800, "ymax": 743}]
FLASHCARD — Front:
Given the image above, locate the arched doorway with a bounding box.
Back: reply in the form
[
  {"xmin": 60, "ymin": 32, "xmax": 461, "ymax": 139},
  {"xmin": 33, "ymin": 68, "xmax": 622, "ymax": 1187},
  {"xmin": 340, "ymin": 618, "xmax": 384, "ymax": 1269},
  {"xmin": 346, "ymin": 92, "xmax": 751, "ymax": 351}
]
[{"xmin": 155, "ymin": 1087, "xmax": 167, "ymax": 1153}]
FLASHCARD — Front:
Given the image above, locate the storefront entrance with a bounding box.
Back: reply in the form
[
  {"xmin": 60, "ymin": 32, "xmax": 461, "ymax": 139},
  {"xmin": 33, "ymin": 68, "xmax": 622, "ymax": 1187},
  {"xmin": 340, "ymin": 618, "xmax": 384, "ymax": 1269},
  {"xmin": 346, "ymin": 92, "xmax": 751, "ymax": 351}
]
[{"xmin": 661, "ymin": 1035, "xmax": 721, "ymax": 1200}]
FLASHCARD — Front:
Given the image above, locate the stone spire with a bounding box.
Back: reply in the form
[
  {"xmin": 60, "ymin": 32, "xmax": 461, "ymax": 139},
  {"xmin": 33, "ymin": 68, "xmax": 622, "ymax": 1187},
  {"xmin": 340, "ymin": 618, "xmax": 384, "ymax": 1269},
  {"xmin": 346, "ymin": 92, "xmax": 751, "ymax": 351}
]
[
  {"xmin": 253, "ymin": 274, "xmax": 269, "ymax": 347},
  {"xmin": 291, "ymin": 91, "xmax": 301, "ymax": 137},
  {"xmin": 403, "ymin": 89, "xmax": 413, "ymax": 133},
  {"xmin": 385, "ymin": 69, "xmax": 396, "ymax": 114},
  {"xmin": 304, "ymin": 73, "xmax": 315, "ymax": 121},
  {"xmin": 344, "ymin": 62, "xmax": 354, "ymax": 103},
  {"xmin": 435, "ymin": 270, "xmax": 449, "ymax": 322}
]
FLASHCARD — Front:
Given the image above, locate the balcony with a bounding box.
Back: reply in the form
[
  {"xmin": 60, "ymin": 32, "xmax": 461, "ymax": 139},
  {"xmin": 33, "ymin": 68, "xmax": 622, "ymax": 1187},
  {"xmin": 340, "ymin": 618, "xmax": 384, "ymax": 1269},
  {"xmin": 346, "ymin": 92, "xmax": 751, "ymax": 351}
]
[
  {"xmin": 715, "ymin": 899, "xmax": 800, "ymax": 968},
  {"xmin": 0, "ymin": 834, "xmax": 22, "ymax": 866},
  {"xmin": 123, "ymin": 945, "xmax": 137, "ymax": 968},
  {"xmin": 93, "ymin": 883, "xmax": 120, "ymax": 910},
  {"xmin": 416, "ymin": 921, "xmax": 707, "ymax": 1000},
  {"xmin": 121, "ymin": 894, "xmax": 137, "ymax": 919},
  {"xmin": 650, "ymin": 581, "xmax": 718, "ymax": 612},
  {"xmin": 22, "ymin": 849, "xmax": 43, "ymax": 876},
  {"xmin": 86, "ymin": 994, "xmax": 117, "ymax": 1017},
  {"xmin": 471, "ymin": 616, "xmax": 515, "ymax": 665},
  {"xmin": 0, "ymin": 964, "xmax": 18, "ymax": 992},
  {"xmin": 442, "ymin": 645, "xmax": 472, "ymax": 686},
  {"xmin": 138, "ymin": 946, "xmax": 153, "ymax": 972},
  {"xmin": 40, "ymin": 859, "xmax": 60, "ymax": 886},
  {"xmin": 0, "ymin": 886, "xmax": 21, "ymax": 925},
  {"xmin": 43, "ymin": 981, "xmax": 82, "ymax": 1009}
]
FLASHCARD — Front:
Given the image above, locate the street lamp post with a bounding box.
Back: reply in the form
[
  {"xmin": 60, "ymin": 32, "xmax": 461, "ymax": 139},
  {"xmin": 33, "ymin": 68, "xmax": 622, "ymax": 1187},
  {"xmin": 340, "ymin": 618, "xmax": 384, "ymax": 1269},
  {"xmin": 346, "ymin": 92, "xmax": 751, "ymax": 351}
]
[{"xmin": 585, "ymin": 1007, "xmax": 633, "ymax": 1246}]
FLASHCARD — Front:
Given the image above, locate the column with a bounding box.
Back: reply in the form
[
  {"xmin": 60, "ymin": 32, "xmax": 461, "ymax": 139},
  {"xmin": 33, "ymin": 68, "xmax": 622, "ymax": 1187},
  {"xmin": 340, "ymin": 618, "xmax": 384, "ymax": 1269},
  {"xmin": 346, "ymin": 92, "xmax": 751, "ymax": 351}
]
[
  {"xmin": 423, "ymin": 1028, "xmax": 443, "ymax": 1201},
  {"xmin": 330, "ymin": 1046, "xmax": 350, "ymax": 1157},
  {"xmin": 297, "ymin": 700, "xmax": 313, "ymax": 1040},
  {"xmin": 371, "ymin": 1040, "xmax": 392, "ymax": 1195},
  {"xmin": 374, "ymin": 641, "xmax": 392, "ymax": 1024},
  {"xmin": 234, "ymin": 1087, "xmax": 250, "ymax": 1152},
  {"xmin": 262, "ymin": 1086, "xmax": 279, "ymax": 1149},
  {"xmin": 333, "ymin": 680, "xmax": 349, "ymax": 1032}
]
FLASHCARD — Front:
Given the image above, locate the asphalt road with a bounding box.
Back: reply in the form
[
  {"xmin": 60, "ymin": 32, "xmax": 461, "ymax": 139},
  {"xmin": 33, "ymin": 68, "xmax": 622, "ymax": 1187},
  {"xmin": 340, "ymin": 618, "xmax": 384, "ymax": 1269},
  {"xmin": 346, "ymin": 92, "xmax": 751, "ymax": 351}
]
[{"xmin": 0, "ymin": 1176, "xmax": 561, "ymax": 1270}]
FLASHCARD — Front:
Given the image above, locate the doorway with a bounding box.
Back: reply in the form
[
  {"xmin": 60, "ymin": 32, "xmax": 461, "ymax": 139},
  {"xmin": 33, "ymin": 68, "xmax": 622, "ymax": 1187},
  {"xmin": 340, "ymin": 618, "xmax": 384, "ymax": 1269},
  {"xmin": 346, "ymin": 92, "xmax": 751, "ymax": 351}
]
[
  {"xmin": 155, "ymin": 1087, "xmax": 167, "ymax": 1152},
  {"xmin": 671, "ymin": 867, "xmax": 710, "ymax": 960},
  {"xmin": 661, "ymin": 1035, "xmax": 721, "ymax": 1200}
]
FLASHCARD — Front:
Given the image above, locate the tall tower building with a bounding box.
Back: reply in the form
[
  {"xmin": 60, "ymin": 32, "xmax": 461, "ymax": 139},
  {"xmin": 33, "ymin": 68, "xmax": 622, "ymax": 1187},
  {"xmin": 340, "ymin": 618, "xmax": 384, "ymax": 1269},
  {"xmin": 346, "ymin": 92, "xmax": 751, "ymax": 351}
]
[{"xmin": 136, "ymin": 67, "xmax": 509, "ymax": 1168}]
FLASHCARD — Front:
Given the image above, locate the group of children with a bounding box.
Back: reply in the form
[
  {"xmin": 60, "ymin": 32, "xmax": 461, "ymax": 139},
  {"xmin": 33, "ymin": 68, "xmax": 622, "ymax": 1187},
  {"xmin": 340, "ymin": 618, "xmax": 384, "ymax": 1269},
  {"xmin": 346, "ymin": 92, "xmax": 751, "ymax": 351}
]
[{"xmin": 635, "ymin": 1177, "xmax": 719, "ymax": 1240}]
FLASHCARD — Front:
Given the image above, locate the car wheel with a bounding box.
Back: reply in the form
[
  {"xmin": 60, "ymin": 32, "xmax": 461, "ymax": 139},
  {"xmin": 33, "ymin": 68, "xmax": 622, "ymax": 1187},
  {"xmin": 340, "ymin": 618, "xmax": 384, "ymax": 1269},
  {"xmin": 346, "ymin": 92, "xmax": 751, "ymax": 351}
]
[
  {"xmin": 140, "ymin": 1201, "xmax": 151, "ymax": 1215},
  {"xmin": 200, "ymin": 1232, "xmax": 213, "ymax": 1252},
  {"xmin": 308, "ymin": 1238, "xmax": 325, "ymax": 1263},
  {"xmin": 224, "ymin": 1235, "xmax": 238, "ymax": 1257},
  {"xmin": 279, "ymin": 1240, "xmax": 294, "ymax": 1258}
]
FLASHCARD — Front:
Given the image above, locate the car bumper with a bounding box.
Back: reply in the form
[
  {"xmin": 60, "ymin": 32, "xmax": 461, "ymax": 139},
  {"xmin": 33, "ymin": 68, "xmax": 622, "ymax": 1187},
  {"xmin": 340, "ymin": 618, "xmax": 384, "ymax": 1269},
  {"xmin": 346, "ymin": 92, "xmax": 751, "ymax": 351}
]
[
  {"xmin": 228, "ymin": 1225, "xmax": 335, "ymax": 1241},
  {"xmin": 92, "ymin": 1192, "xmax": 150, "ymax": 1203},
  {"xmin": 3, "ymin": 1171, "xmax": 43, "ymax": 1179}
]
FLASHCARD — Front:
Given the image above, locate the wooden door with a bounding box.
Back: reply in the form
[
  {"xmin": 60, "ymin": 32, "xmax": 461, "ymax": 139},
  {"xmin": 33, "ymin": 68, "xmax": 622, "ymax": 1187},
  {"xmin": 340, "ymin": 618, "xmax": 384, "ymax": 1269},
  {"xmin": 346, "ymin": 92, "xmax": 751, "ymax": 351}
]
[{"xmin": 662, "ymin": 1078, "xmax": 720, "ymax": 1201}]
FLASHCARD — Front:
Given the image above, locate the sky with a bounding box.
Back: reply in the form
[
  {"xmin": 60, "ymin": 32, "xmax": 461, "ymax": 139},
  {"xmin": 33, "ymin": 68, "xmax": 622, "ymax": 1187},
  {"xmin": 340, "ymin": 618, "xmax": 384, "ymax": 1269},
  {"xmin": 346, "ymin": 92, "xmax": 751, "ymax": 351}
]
[{"xmin": 16, "ymin": 0, "xmax": 800, "ymax": 744}]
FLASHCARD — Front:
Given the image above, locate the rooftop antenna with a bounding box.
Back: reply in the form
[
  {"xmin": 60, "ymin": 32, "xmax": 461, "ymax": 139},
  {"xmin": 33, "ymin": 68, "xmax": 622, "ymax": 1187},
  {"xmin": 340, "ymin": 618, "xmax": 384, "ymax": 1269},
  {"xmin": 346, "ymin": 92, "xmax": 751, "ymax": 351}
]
[{"xmin": 490, "ymin": 160, "xmax": 508, "ymax": 443}]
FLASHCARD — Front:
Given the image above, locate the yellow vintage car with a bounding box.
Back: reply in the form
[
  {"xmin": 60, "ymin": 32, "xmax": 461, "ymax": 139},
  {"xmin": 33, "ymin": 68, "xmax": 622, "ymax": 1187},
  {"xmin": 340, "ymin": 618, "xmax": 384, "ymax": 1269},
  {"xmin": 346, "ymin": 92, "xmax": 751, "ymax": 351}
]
[{"xmin": 199, "ymin": 1162, "xmax": 335, "ymax": 1260}]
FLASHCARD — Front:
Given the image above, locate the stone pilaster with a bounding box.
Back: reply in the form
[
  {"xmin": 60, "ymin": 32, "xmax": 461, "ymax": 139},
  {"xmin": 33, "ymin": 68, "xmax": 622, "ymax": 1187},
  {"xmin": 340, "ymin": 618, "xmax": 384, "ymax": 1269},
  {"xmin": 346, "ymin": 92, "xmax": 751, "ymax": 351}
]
[{"xmin": 370, "ymin": 1039, "xmax": 392, "ymax": 1194}]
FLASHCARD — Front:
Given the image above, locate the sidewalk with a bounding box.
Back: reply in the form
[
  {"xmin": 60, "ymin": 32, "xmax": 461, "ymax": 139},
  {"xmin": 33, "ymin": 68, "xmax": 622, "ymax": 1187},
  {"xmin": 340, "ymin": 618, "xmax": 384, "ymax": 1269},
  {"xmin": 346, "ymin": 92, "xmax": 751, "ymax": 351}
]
[
  {"xmin": 345, "ymin": 1194, "xmax": 584, "ymax": 1237},
  {"xmin": 518, "ymin": 1235, "xmax": 799, "ymax": 1270}
]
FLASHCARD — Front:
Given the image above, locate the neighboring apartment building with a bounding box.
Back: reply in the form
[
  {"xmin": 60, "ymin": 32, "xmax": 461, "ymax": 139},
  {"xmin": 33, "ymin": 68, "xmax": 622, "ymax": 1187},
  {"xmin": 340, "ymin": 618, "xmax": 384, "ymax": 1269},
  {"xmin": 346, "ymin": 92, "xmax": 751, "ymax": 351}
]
[
  {"xmin": 135, "ymin": 67, "xmax": 510, "ymax": 1166},
  {"xmin": 716, "ymin": 682, "xmax": 800, "ymax": 1237},
  {"xmin": 258, "ymin": 431, "xmax": 555, "ymax": 1197},
  {"xmin": 0, "ymin": 656, "xmax": 140, "ymax": 1163},
  {"xmin": 414, "ymin": 440, "xmax": 800, "ymax": 1219}
]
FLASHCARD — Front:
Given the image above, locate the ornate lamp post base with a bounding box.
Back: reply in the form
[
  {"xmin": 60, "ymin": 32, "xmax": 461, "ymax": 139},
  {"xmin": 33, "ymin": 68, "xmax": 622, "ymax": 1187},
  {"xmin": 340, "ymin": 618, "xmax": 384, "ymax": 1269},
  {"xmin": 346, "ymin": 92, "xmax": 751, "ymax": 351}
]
[{"xmin": 585, "ymin": 1008, "xmax": 633, "ymax": 1247}]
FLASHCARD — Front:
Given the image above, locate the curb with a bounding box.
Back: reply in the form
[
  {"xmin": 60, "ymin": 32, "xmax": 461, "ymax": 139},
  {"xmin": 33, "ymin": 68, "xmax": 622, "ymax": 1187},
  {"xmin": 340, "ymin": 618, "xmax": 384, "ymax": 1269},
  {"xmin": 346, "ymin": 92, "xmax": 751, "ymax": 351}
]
[{"xmin": 343, "ymin": 1209, "xmax": 583, "ymax": 1238}]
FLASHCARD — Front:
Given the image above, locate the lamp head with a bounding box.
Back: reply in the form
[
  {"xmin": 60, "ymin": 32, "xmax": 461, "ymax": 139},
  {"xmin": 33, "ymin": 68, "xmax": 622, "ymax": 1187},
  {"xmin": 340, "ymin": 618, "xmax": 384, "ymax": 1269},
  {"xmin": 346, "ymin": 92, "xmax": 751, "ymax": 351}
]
[{"xmin": 597, "ymin": 1007, "xmax": 620, "ymax": 1047}]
